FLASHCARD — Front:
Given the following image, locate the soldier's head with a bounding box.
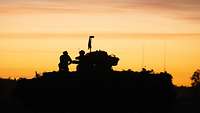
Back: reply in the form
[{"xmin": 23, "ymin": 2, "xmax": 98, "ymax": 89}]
[
  {"xmin": 63, "ymin": 51, "xmax": 68, "ymax": 55},
  {"xmin": 79, "ymin": 50, "xmax": 85, "ymax": 56}
]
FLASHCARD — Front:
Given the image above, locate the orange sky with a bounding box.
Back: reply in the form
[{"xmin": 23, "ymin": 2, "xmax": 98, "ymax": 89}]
[{"xmin": 0, "ymin": 0, "xmax": 200, "ymax": 86}]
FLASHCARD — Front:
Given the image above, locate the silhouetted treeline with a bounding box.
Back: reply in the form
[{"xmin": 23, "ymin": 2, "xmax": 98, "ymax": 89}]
[{"xmin": 2, "ymin": 70, "xmax": 200, "ymax": 113}]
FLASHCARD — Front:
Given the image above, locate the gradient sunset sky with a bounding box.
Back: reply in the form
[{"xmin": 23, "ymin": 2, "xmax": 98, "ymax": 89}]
[
  {"xmin": 0, "ymin": 0, "xmax": 200, "ymax": 86},
  {"xmin": 1, "ymin": 0, "xmax": 200, "ymax": 33}
]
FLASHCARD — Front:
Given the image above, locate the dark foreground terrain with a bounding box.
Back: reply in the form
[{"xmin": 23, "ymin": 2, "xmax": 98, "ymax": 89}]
[{"xmin": 0, "ymin": 70, "xmax": 180, "ymax": 113}]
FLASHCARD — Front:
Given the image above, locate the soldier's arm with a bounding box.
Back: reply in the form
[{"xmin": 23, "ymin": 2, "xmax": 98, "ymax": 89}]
[{"xmin": 68, "ymin": 56, "xmax": 73, "ymax": 64}]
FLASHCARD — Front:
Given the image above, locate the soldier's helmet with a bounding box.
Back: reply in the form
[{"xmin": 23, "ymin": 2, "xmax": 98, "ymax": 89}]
[
  {"xmin": 79, "ymin": 50, "xmax": 85, "ymax": 55},
  {"xmin": 63, "ymin": 51, "xmax": 68, "ymax": 55}
]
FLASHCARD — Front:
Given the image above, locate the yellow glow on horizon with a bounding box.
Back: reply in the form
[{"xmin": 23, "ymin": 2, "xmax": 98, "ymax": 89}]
[{"xmin": 0, "ymin": 33, "xmax": 200, "ymax": 86}]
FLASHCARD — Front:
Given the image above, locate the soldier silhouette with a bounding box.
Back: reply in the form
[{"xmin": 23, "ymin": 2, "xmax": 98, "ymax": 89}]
[
  {"xmin": 58, "ymin": 51, "xmax": 72, "ymax": 72},
  {"xmin": 75, "ymin": 50, "xmax": 86, "ymax": 72}
]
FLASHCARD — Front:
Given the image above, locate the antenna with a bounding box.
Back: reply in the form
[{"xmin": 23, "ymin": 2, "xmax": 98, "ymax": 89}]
[
  {"xmin": 142, "ymin": 41, "xmax": 145, "ymax": 69},
  {"xmin": 163, "ymin": 40, "xmax": 167, "ymax": 72}
]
